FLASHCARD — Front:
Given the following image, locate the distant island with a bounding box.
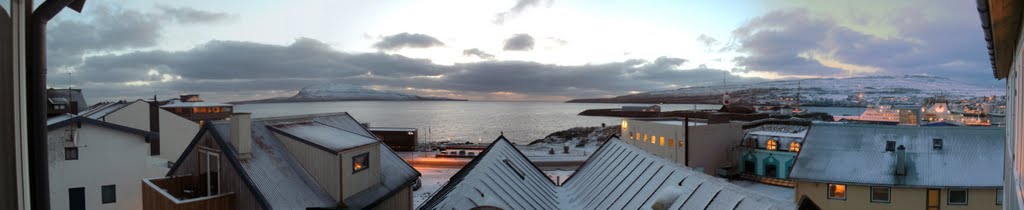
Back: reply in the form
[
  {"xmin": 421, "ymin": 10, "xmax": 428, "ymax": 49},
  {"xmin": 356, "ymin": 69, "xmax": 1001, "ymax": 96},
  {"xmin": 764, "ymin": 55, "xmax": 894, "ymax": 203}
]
[
  {"xmin": 231, "ymin": 83, "xmax": 467, "ymax": 104},
  {"xmin": 567, "ymin": 75, "xmax": 1003, "ymax": 106}
]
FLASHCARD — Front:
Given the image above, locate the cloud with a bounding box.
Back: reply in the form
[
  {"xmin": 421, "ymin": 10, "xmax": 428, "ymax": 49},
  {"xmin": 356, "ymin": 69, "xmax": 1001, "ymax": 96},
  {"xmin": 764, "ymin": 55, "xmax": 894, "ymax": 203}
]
[
  {"xmin": 46, "ymin": 5, "xmax": 232, "ymax": 68},
  {"xmin": 730, "ymin": 1, "xmax": 992, "ymax": 85},
  {"xmin": 493, "ymin": 0, "xmax": 550, "ymax": 25},
  {"xmin": 463, "ymin": 48, "xmax": 495, "ymax": 59},
  {"xmin": 65, "ymin": 38, "xmax": 760, "ymax": 102},
  {"xmin": 696, "ymin": 34, "xmax": 718, "ymax": 46},
  {"xmin": 503, "ymin": 34, "xmax": 534, "ymax": 51},
  {"xmin": 158, "ymin": 5, "xmax": 234, "ymax": 24},
  {"xmin": 372, "ymin": 33, "xmax": 445, "ymax": 51}
]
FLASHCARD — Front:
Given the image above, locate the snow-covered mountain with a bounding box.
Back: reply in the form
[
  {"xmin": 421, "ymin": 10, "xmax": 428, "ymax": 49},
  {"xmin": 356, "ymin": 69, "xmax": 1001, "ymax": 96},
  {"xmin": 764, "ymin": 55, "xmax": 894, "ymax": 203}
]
[
  {"xmin": 569, "ymin": 75, "xmax": 1003, "ymax": 106},
  {"xmin": 232, "ymin": 83, "xmax": 465, "ymax": 104}
]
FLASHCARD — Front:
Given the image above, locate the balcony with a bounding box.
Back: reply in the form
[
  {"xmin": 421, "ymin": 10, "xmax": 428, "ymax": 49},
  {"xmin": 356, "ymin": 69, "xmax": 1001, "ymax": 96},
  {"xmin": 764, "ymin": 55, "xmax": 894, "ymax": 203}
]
[{"xmin": 142, "ymin": 176, "xmax": 235, "ymax": 210}]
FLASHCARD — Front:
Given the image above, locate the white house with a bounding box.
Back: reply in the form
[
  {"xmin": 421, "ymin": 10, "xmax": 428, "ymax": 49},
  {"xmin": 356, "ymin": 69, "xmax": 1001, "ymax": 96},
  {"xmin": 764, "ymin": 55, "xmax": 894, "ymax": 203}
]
[
  {"xmin": 79, "ymin": 99, "xmax": 200, "ymax": 170},
  {"xmin": 46, "ymin": 114, "xmax": 161, "ymax": 210}
]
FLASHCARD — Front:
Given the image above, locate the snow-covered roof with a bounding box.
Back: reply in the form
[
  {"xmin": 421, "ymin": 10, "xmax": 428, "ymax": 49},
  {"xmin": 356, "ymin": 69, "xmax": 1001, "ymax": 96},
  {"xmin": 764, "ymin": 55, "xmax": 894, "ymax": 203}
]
[
  {"xmin": 419, "ymin": 136, "xmax": 796, "ymax": 210},
  {"xmin": 269, "ymin": 121, "xmax": 379, "ymax": 152},
  {"xmin": 79, "ymin": 100, "xmax": 141, "ymax": 119},
  {"xmin": 160, "ymin": 99, "xmax": 231, "ymax": 108},
  {"xmin": 789, "ymin": 123, "xmax": 1004, "ymax": 188},
  {"xmin": 46, "ymin": 114, "xmax": 157, "ymax": 139},
  {"xmin": 368, "ymin": 127, "xmax": 417, "ymax": 132},
  {"xmin": 179, "ymin": 112, "xmax": 419, "ymax": 209},
  {"xmin": 747, "ymin": 131, "xmax": 807, "ymax": 139}
]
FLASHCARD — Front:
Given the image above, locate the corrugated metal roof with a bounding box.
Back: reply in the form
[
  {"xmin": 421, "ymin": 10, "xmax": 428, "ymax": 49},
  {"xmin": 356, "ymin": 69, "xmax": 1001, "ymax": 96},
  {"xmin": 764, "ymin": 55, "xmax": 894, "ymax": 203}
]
[
  {"xmin": 205, "ymin": 112, "xmax": 419, "ymax": 209},
  {"xmin": 789, "ymin": 123, "xmax": 1004, "ymax": 188},
  {"xmin": 419, "ymin": 137, "xmax": 795, "ymax": 210}
]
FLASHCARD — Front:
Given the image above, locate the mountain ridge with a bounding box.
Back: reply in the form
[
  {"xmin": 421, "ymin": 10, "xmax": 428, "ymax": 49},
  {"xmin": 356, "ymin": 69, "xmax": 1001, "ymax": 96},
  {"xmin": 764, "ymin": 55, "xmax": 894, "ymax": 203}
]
[
  {"xmin": 231, "ymin": 83, "xmax": 466, "ymax": 104},
  {"xmin": 568, "ymin": 75, "xmax": 1002, "ymax": 106}
]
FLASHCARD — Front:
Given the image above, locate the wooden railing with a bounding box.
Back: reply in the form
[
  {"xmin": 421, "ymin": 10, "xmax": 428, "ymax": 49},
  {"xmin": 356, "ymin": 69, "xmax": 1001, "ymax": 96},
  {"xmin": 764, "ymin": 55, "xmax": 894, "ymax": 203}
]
[{"xmin": 143, "ymin": 177, "xmax": 235, "ymax": 210}]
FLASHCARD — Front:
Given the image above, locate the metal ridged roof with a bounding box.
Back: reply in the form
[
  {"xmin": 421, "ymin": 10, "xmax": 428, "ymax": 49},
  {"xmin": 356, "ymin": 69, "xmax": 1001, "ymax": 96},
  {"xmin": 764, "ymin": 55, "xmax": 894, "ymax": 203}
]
[
  {"xmin": 789, "ymin": 123, "xmax": 1003, "ymax": 187},
  {"xmin": 420, "ymin": 137, "xmax": 795, "ymax": 210},
  {"xmin": 207, "ymin": 112, "xmax": 419, "ymax": 209}
]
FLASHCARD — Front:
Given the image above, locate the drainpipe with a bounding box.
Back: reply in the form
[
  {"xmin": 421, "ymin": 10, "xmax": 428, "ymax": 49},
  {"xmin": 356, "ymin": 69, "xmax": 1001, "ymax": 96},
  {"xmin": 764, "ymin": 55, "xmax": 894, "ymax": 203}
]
[{"xmin": 26, "ymin": 1, "xmax": 85, "ymax": 209}]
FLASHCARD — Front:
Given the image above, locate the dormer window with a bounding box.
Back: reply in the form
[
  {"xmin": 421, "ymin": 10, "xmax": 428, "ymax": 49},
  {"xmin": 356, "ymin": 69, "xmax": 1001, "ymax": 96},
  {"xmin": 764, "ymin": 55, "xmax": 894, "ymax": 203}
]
[
  {"xmin": 352, "ymin": 153, "xmax": 369, "ymax": 173},
  {"xmin": 789, "ymin": 141, "xmax": 800, "ymax": 152}
]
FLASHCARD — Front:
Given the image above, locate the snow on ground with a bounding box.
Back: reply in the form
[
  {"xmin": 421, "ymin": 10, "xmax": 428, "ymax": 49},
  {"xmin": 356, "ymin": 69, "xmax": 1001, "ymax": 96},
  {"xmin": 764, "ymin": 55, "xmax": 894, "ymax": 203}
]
[
  {"xmin": 728, "ymin": 180, "xmax": 795, "ymax": 202},
  {"xmin": 412, "ymin": 167, "xmax": 461, "ymax": 208}
]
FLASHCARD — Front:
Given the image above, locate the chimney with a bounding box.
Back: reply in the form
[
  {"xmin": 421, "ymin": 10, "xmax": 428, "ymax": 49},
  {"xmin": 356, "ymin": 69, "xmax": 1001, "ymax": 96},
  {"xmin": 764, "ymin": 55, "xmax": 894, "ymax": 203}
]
[
  {"xmin": 231, "ymin": 113, "xmax": 253, "ymax": 158},
  {"xmin": 895, "ymin": 145, "xmax": 907, "ymax": 176}
]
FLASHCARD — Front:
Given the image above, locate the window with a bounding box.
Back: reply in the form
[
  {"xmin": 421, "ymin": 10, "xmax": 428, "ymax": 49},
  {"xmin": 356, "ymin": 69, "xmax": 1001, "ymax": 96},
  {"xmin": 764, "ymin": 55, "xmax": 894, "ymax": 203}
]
[
  {"xmin": 644, "ymin": 134, "xmax": 648, "ymax": 141},
  {"xmin": 650, "ymin": 135, "xmax": 657, "ymax": 144},
  {"xmin": 827, "ymin": 184, "xmax": 846, "ymax": 200},
  {"xmin": 678, "ymin": 140, "xmax": 684, "ymax": 148},
  {"xmin": 353, "ymin": 153, "xmax": 370, "ymax": 173},
  {"xmin": 766, "ymin": 139, "xmax": 778, "ymax": 150},
  {"xmin": 933, "ymin": 138, "xmax": 943, "ymax": 150},
  {"xmin": 65, "ymin": 147, "xmax": 78, "ymax": 160},
  {"xmin": 789, "ymin": 141, "xmax": 800, "ymax": 152},
  {"xmin": 659, "ymin": 137, "xmax": 665, "ymax": 146},
  {"xmin": 101, "ymin": 185, "xmax": 116, "ymax": 204},
  {"xmin": 998, "ymin": 188, "xmax": 1004, "ymax": 205},
  {"xmin": 870, "ymin": 187, "xmax": 890, "ymax": 203},
  {"xmin": 948, "ymin": 189, "xmax": 967, "ymax": 205}
]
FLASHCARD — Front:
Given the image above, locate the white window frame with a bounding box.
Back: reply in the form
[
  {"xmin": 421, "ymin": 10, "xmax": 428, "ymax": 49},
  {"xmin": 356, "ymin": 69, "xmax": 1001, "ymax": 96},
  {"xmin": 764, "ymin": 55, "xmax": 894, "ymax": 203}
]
[{"xmin": 203, "ymin": 151, "xmax": 220, "ymax": 196}]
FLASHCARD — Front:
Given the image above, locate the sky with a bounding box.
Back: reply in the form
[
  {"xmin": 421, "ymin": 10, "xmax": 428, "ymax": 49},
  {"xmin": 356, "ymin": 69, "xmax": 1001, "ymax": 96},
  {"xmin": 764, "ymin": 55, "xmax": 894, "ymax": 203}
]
[{"xmin": 37, "ymin": 0, "xmax": 1001, "ymax": 102}]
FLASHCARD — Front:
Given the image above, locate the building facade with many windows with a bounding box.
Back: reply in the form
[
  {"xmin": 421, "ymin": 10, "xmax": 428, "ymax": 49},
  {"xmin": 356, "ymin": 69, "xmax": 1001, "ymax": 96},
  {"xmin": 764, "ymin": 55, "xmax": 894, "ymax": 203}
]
[{"xmin": 790, "ymin": 123, "xmax": 1003, "ymax": 210}]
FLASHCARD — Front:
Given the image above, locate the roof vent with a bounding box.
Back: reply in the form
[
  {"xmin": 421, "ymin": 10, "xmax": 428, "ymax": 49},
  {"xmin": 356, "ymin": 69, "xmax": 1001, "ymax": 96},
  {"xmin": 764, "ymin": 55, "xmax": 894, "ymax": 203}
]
[
  {"xmin": 885, "ymin": 141, "xmax": 896, "ymax": 152},
  {"xmin": 932, "ymin": 138, "xmax": 942, "ymax": 150},
  {"xmin": 895, "ymin": 145, "xmax": 907, "ymax": 176}
]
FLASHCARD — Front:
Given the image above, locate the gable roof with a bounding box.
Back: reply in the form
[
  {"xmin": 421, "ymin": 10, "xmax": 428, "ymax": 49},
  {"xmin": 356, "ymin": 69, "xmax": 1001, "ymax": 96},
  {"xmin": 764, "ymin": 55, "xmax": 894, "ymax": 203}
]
[
  {"xmin": 47, "ymin": 114, "xmax": 158, "ymax": 140},
  {"xmin": 168, "ymin": 112, "xmax": 419, "ymax": 210},
  {"xmin": 789, "ymin": 123, "xmax": 1004, "ymax": 188},
  {"xmin": 419, "ymin": 136, "xmax": 795, "ymax": 210}
]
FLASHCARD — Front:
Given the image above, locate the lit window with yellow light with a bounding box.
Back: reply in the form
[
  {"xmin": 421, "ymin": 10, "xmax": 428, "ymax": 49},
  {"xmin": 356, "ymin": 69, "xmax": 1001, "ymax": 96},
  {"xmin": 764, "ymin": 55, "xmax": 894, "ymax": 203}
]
[
  {"xmin": 766, "ymin": 139, "xmax": 778, "ymax": 150},
  {"xmin": 651, "ymin": 136, "xmax": 657, "ymax": 144},
  {"xmin": 789, "ymin": 141, "xmax": 800, "ymax": 152},
  {"xmin": 659, "ymin": 137, "xmax": 665, "ymax": 146},
  {"xmin": 644, "ymin": 134, "xmax": 648, "ymax": 141},
  {"xmin": 352, "ymin": 153, "xmax": 370, "ymax": 173},
  {"xmin": 828, "ymin": 184, "xmax": 846, "ymax": 200}
]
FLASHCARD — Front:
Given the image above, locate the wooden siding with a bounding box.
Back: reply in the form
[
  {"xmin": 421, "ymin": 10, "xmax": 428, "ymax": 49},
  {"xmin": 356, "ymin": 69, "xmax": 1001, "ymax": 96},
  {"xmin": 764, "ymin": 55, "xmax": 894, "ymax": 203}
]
[
  {"xmin": 341, "ymin": 143, "xmax": 382, "ymax": 199},
  {"xmin": 168, "ymin": 134, "xmax": 264, "ymax": 210},
  {"xmin": 274, "ymin": 132, "xmax": 342, "ymax": 201},
  {"xmin": 142, "ymin": 178, "xmax": 235, "ymax": 210},
  {"xmin": 372, "ymin": 186, "xmax": 412, "ymax": 210}
]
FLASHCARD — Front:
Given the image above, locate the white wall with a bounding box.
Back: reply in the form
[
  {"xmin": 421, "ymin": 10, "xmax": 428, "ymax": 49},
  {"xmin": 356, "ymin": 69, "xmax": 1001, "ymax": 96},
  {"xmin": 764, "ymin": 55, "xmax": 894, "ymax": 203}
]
[
  {"xmin": 102, "ymin": 101, "xmax": 149, "ymax": 131},
  {"xmin": 157, "ymin": 108, "xmax": 199, "ymax": 163},
  {"xmin": 100, "ymin": 100, "xmax": 199, "ymax": 170},
  {"xmin": 47, "ymin": 123, "xmax": 160, "ymax": 210}
]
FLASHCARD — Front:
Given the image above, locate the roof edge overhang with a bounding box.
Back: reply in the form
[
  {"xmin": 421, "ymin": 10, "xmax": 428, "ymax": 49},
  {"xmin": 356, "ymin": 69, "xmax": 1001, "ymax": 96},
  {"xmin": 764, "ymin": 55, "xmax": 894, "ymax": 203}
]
[{"xmin": 979, "ymin": 0, "xmax": 1023, "ymax": 79}]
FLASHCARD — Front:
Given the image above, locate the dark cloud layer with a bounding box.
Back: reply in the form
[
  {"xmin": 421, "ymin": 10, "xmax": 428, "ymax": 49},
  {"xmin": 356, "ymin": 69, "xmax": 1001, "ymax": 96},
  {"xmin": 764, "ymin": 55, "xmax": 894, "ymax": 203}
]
[
  {"xmin": 158, "ymin": 5, "xmax": 233, "ymax": 24},
  {"xmin": 503, "ymin": 34, "xmax": 534, "ymax": 51},
  {"xmin": 47, "ymin": 5, "xmax": 231, "ymax": 68},
  {"xmin": 64, "ymin": 38, "xmax": 756, "ymax": 101},
  {"xmin": 372, "ymin": 33, "xmax": 445, "ymax": 51},
  {"xmin": 463, "ymin": 48, "xmax": 495, "ymax": 59}
]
